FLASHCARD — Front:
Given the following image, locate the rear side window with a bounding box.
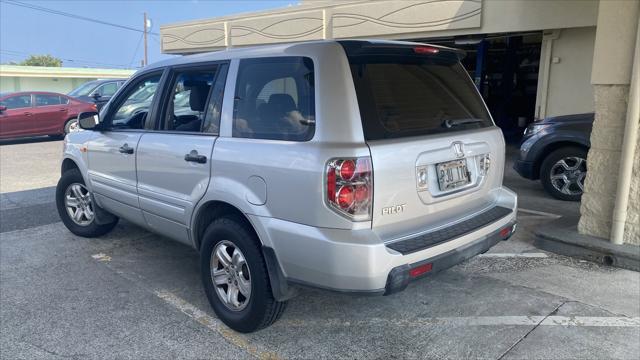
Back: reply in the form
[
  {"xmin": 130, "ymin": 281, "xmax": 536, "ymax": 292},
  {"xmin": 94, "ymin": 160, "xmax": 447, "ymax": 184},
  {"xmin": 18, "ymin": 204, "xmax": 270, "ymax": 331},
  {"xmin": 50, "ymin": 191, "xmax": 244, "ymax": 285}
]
[
  {"xmin": 347, "ymin": 51, "xmax": 492, "ymax": 140},
  {"xmin": 35, "ymin": 94, "xmax": 62, "ymax": 106},
  {"xmin": 233, "ymin": 57, "xmax": 315, "ymax": 141}
]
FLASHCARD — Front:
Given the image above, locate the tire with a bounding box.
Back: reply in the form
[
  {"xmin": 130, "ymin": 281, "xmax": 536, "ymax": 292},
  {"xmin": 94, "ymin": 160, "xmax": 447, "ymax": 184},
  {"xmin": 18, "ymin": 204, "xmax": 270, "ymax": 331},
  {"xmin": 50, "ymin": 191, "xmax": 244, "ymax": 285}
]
[
  {"xmin": 63, "ymin": 118, "xmax": 79, "ymax": 135},
  {"xmin": 540, "ymin": 146, "xmax": 588, "ymax": 201},
  {"xmin": 56, "ymin": 168, "xmax": 118, "ymax": 237},
  {"xmin": 200, "ymin": 216, "xmax": 287, "ymax": 333}
]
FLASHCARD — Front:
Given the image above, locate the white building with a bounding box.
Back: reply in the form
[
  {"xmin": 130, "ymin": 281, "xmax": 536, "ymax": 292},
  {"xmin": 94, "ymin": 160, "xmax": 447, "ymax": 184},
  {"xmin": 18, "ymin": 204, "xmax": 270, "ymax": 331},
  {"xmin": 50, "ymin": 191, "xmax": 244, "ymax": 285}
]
[{"xmin": 160, "ymin": 0, "xmax": 639, "ymax": 246}]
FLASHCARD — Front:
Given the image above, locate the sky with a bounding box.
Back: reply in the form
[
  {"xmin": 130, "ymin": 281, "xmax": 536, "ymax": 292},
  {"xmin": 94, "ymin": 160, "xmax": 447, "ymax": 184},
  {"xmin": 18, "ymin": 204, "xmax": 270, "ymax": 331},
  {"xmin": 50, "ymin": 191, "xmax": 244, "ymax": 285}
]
[{"xmin": 0, "ymin": 0, "xmax": 296, "ymax": 69}]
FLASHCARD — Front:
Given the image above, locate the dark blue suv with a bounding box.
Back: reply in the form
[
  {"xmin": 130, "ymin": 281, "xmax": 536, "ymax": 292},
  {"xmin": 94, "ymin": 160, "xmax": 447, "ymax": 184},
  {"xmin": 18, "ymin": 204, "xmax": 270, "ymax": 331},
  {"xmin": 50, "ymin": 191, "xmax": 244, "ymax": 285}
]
[{"xmin": 514, "ymin": 113, "xmax": 593, "ymax": 201}]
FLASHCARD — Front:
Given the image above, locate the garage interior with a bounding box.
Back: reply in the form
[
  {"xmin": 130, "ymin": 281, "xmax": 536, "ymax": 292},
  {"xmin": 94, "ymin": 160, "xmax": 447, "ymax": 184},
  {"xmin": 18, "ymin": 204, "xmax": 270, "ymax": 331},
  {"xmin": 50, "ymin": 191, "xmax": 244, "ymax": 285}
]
[{"xmin": 426, "ymin": 32, "xmax": 543, "ymax": 144}]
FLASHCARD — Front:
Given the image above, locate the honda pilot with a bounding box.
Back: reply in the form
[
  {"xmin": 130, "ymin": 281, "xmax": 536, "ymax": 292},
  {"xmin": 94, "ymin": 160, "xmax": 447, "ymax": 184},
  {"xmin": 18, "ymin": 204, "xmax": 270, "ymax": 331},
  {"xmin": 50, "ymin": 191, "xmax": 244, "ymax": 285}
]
[{"xmin": 56, "ymin": 40, "xmax": 517, "ymax": 333}]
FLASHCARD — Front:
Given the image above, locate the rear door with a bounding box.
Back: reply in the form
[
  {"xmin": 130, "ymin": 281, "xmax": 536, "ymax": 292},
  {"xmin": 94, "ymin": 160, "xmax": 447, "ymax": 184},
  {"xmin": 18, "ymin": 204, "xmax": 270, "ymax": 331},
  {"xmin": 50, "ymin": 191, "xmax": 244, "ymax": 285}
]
[
  {"xmin": 342, "ymin": 42, "xmax": 504, "ymax": 239},
  {"xmin": 135, "ymin": 63, "xmax": 228, "ymax": 244},
  {"xmin": 33, "ymin": 94, "xmax": 67, "ymax": 134}
]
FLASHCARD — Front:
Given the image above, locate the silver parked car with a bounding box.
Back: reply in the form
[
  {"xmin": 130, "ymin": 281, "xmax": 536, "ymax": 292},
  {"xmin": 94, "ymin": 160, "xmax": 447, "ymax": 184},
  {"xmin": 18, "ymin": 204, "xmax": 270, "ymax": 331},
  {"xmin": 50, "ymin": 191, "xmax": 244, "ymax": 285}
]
[{"xmin": 56, "ymin": 40, "xmax": 517, "ymax": 333}]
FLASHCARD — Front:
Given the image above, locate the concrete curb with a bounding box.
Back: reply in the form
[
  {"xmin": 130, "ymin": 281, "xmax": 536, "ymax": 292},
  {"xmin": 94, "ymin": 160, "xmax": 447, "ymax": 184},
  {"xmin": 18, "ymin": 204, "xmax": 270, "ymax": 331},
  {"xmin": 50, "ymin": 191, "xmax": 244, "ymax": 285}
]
[{"xmin": 534, "ymin": 216, "xmax": 640, "ymax": 272}]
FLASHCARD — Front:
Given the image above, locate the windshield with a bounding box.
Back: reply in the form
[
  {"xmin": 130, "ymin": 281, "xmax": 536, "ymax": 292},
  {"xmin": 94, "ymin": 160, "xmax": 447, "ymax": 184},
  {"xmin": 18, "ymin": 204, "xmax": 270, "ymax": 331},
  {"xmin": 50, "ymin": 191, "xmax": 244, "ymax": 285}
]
[
  {"xmin": 346, "ymin": 50, "xmax": 493, "ymax": 140},
  {"xmin": 68, "ymin": 81, "xmax": 98, "ymax": 97}
]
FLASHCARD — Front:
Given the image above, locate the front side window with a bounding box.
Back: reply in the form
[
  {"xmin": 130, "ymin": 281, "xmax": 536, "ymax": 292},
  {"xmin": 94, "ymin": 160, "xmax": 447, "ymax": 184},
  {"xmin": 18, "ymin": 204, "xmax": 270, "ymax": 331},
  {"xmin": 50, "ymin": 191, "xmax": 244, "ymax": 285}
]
[
  {"xmin": 96, "ymin": 82, "xmax": 119, "ymax": 97},
  {"xmin": 1, "ymin": 95, "xmax": 32, "ymax": 109},
  {"xmin": 68, "ymin": 81, "xmax": 98, "ymax": 97},
  {"xmin": 35, "ymin": 94, "xmax": 62, "ymax": 106},
  {"xmin": 233, "ymin": 57, "xmax": 315, "ymax": 141},
  {"xmin": 109, "ymin": 73, "xmax": 162, "ymax": 130}
]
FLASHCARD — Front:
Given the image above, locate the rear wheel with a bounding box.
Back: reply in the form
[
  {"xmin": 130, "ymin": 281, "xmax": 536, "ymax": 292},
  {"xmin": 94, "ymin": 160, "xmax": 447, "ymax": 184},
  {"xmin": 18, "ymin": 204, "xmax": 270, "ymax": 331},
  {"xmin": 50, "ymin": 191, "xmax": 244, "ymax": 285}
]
[
  {"xmin": 540, "ymin": 147, "xmax": 587, "ymax": 201},
  {"xmin": 56, "ymin": 169, "xmax": 118, "ymax": 237},
  {"xmin": 200, "ymin": 216, "xmax": 287, "ymax": 333}
]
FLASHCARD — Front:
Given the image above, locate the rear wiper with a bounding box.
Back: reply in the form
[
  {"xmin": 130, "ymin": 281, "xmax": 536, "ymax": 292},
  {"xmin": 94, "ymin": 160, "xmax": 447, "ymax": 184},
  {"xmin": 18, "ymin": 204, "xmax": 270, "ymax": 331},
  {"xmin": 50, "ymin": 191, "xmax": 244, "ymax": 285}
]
[{"xmin": 443, "ymin": 118, "xmax": 484, "ymax": 128}]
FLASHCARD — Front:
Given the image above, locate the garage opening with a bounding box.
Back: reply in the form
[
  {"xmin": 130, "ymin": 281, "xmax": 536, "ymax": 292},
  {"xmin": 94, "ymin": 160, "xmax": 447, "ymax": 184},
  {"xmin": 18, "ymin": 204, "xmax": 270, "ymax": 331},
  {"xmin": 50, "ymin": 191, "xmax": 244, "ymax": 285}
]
[{"xmin": 421, "ymin": 32, "xmax": 543, "ymax": 144}]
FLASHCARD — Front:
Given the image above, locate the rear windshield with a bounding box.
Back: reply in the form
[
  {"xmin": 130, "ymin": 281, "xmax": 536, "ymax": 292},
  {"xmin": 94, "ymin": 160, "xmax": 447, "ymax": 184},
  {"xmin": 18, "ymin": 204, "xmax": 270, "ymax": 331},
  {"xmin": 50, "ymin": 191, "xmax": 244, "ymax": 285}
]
[{"xmin": 345, "ymin": 46, "xmax": 493, "ymax": 140}]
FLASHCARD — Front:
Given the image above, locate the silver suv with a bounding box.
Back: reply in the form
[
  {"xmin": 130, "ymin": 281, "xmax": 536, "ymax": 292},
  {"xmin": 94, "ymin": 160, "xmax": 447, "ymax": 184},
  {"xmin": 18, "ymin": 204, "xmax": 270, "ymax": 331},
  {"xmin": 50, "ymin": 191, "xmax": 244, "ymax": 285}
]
[{"xmin": 56, "ymin": 40, "xmax": 517, "ymax": 333}]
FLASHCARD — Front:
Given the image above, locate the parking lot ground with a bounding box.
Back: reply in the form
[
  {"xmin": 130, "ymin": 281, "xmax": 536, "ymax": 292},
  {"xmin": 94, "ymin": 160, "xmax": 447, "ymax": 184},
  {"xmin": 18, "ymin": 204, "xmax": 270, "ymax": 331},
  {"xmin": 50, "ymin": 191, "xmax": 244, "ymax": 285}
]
[{"xmin": 1, "ymin": 138, "xmax": 639, "ymax": 359}]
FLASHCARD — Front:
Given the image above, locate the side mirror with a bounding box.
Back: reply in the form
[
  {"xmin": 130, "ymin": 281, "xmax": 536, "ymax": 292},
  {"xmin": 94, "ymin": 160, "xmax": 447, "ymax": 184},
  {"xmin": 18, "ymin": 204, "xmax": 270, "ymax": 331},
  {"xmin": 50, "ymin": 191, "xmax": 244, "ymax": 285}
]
[
  {"xmin": 77, "ymin": 112, "xmax": 101, "ymax": 130},
  {"xmin": 92, "ymin": 92, "xmax": 101, "ymax": 100},
  {"xmin": 0, "ymin": 105, "xmax": 6, "ymax": 113}
]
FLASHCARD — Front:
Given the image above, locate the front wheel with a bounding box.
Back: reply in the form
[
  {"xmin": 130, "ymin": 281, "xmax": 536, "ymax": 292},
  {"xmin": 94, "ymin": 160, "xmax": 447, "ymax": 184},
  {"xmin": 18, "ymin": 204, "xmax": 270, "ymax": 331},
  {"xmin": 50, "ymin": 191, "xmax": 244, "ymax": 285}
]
[
  {"xmin": 540, "ymin": 147, "xmax": 587, "ymax": 201},
  {"xmin": 200, "ymin": 216, "xmax": 287, "ymax": 333},
  {"xmin": 56, "ymin": 169, "xmax": 118, "ymax": 237}
]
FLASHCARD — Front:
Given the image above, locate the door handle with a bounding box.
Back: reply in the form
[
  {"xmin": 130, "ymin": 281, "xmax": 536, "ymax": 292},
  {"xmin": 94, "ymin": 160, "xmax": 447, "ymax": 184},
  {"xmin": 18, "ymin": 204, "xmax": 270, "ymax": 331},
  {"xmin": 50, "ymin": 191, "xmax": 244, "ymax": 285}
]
[
  {"xmin": 184, "ymin": 150, "xmax": 207, "ymax": 164},
  {"xmin": 59, "ymin": 108, "xmax": 67, "ymax": 112},
  {"xmin": 119, "ymin": 144, "xmax": 134, "ymax": 154},
  {"xmin": 24, "ymin": 112, "xmax": 32, "ymax": 116}
]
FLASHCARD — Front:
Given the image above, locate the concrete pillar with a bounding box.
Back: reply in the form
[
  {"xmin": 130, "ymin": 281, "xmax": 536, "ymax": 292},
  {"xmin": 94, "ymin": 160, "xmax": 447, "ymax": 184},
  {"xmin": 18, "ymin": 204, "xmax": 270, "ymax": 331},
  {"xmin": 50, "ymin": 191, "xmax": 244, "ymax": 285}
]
[{"xmin": 578, "ymin": 0, "xmax": 640, "ymax": 243}]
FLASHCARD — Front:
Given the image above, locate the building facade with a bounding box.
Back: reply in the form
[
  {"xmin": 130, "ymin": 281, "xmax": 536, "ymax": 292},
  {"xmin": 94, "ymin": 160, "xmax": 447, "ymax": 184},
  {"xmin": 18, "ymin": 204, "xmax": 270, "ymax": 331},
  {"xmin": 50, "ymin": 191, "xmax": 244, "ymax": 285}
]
[
  {"xmin": 0, "ymin": 65, "xmax": 134, "ymax": 94},
  {"xmin": 160, "ymin": 0, "xmax": 639, "ymax": 245}
]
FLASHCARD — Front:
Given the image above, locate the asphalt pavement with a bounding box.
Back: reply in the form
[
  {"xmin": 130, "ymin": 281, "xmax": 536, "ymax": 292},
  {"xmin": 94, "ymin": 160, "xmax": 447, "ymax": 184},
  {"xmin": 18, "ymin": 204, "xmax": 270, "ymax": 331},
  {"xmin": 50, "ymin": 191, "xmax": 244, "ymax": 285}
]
[{"xmin": 1, "ymin": 137, "xmax": 638, "ymax": 359}]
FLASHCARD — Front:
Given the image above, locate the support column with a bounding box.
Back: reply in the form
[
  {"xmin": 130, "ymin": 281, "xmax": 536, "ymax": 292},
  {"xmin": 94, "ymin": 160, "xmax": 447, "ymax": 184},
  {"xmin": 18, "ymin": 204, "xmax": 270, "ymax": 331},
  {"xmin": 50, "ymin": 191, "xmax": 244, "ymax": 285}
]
[
  {"xmin": 474, "ymin": 39, "xmax": 487, "ymax": 94},
  {"xmin": 578, "ymin": 0, "xmax": 640, "ymax": 243}
]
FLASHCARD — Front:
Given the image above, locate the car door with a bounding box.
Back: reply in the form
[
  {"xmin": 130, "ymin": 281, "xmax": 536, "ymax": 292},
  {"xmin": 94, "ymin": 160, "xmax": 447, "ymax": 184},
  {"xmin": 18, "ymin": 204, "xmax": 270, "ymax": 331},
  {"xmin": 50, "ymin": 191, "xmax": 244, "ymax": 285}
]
[
  {"xmin": 0, "ymin": 94, "xmax": 35, "ymax": 138},
  {"xmin": 86, "ymin": 71, "xmax": 165, "ymax": 228},
  {"xmin": 33, "ymin": 94, "xmax": 67, "ymax": 134},
  {"xmin": 136, "ymin": 63, "xmax": 228, "ymax": 245}
]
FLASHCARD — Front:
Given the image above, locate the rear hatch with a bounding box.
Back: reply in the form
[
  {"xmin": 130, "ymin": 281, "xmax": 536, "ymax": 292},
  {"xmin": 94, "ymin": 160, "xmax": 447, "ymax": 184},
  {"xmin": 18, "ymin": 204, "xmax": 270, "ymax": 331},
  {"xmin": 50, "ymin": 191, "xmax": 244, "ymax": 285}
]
[{"xmin": 340, "ymin": 41, "xmax": 505, "ymax": 239}]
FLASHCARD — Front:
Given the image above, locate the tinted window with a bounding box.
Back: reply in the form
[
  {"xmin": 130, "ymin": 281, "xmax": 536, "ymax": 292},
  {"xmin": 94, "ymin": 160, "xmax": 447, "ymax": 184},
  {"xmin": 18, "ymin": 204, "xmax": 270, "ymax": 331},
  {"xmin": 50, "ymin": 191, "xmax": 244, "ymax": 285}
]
[
  {"xmin": 348, "ymin": 54, "xmax": 492, "ymax": 140},
  {"xmin": 161, "ymin": 65, "xmax": 226, "ymax": 133},
  {"xmin": 233, "ymin": 57, "xmax": 315, "ymax": 141},
  {"xmin": 60, "ymin": 97, "xmax": 70, "ymax": 105},
  {"xmin": 96, "ymin": 82, "xmax": 119, "ymax": 97},
  {"xmin": 1, "ymin": 95, "xmax": 32, "ymax": 109},
  {"xmin": 35, "ymin": 94, "xmax": 62, "ymax": 106},
  {"xmin": 109, "ymin": 73, "xmax": 162, "ymax": 130}
]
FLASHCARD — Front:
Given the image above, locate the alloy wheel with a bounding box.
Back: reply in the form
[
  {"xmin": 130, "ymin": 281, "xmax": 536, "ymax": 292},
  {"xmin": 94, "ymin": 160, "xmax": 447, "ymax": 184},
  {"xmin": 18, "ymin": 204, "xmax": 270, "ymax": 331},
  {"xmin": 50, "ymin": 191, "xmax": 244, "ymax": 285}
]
[
  {"xmin": 211, "ymin": 240, "xmax": 252, "ymax": 311},
  {"xmin": 549, "ymin": 156, "xmax": 587, "ymax": 196},
  {"xmin": 64, "ymin": 183, "xmax": 94, "ymax": 226}
]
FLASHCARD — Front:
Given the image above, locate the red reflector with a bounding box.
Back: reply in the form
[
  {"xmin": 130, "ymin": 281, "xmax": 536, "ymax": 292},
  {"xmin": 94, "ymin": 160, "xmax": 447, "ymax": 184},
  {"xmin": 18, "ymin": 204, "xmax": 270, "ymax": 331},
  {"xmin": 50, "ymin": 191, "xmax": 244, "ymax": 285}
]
[
  {"xmin": 409, "ymin": 263, "xmax": 433, "ymax": 277},
  {"xmin": 413, "ymin": 46, "xmax": 439, "ymax": 55},
  {"xmin": 499, "ymin": 227, "xmax": 511, "ymax": 238}
]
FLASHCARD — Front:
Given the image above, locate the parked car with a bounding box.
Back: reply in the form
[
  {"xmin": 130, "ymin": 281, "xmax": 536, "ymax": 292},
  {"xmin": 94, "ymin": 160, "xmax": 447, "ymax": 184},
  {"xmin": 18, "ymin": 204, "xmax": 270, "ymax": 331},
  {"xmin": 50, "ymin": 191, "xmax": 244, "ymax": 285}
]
[
  {"xmin": 0, "ymin": 91, "xmax": 97, "ymax": 140},
  {"xmin": 56, "ymin": 40, "xmax": 518, "ymax": 332},
  {"xmin": 514, "ymin": 113, "xmax": 593, "ymax": 201},
  {"xmin": 67, "ymin": 79, "xmax": 126, "ymax": 110}
]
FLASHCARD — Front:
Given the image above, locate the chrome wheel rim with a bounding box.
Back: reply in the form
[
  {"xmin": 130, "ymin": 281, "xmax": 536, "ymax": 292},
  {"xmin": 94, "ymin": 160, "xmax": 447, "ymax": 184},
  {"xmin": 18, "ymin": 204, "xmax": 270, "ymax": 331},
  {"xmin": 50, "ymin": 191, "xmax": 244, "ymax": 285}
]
[
  {"xmin": 211, "ymin": 240, "xmax": 251, "ymax": 311},
  {"xmin": 550, "ymin": 156, "xmax": 587, "ymax": 196},
  {"xmin": 64, "ymin": 183, "xmax": 94, "ymax": 226}
]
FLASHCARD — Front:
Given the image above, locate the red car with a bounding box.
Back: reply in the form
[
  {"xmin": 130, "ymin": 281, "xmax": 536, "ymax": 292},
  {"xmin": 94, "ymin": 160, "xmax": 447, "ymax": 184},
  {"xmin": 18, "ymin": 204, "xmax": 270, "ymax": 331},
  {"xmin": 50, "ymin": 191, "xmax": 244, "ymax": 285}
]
[{"xmin": 0, "ymin": 91, "xmax": 97, "ymax": 140}]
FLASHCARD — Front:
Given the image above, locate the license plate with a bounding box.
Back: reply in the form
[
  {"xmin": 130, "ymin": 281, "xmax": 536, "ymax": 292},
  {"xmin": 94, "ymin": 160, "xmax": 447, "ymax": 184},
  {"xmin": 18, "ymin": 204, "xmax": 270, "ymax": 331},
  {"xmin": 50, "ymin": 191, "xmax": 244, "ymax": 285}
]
[{"xmin": 437, "ymin": 159, "xmax": 470, "ymax": 191}]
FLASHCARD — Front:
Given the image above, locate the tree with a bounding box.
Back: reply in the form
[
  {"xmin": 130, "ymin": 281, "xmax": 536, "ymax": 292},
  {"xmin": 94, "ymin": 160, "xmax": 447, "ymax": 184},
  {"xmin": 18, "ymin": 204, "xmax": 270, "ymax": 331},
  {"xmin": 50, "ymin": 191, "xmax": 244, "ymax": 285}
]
[{"xmin": 19, "ymin": 54, "xmax": 62, "ymax": 67}]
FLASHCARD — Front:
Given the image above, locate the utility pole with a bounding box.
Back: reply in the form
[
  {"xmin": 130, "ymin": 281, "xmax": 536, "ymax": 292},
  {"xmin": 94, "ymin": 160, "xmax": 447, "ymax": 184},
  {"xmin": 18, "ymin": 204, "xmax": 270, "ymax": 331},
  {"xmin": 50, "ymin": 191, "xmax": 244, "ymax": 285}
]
[{"xmin": 143, "ymin": 12, "xmax": 148, "ymax": 66}]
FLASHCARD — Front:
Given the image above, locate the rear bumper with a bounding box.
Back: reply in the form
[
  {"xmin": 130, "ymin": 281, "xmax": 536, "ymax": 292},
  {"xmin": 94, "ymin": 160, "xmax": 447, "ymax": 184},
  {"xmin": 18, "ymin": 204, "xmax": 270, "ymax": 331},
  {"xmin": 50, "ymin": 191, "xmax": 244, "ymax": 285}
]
[
  {"xmin": 513, "ymin": 159, "xmax": 536, "ymax": 179},
  {"xmin": 250, "ymin": 186, "xmax": 517, "ymax": 294}
]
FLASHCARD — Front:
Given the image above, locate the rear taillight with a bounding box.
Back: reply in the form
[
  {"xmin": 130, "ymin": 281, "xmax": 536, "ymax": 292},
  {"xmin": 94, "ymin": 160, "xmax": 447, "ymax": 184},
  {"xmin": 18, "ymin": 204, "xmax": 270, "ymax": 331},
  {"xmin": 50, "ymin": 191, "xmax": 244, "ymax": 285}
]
[{"xmin": 326, "ymin": 157, "xmax": 372, "ymax": 221}]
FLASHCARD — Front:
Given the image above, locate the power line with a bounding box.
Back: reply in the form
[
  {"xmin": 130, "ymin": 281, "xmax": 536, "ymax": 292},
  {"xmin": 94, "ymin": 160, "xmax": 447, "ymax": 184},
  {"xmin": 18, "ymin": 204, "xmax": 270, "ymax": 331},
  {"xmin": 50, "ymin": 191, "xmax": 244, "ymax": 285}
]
[
  {"xmin": 1, "ymin": 0, "xmax": 159, "ymax": 36},
  {"xmin": 129, "ymin": 33, "xmax": 144, "ymax": 68}
]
